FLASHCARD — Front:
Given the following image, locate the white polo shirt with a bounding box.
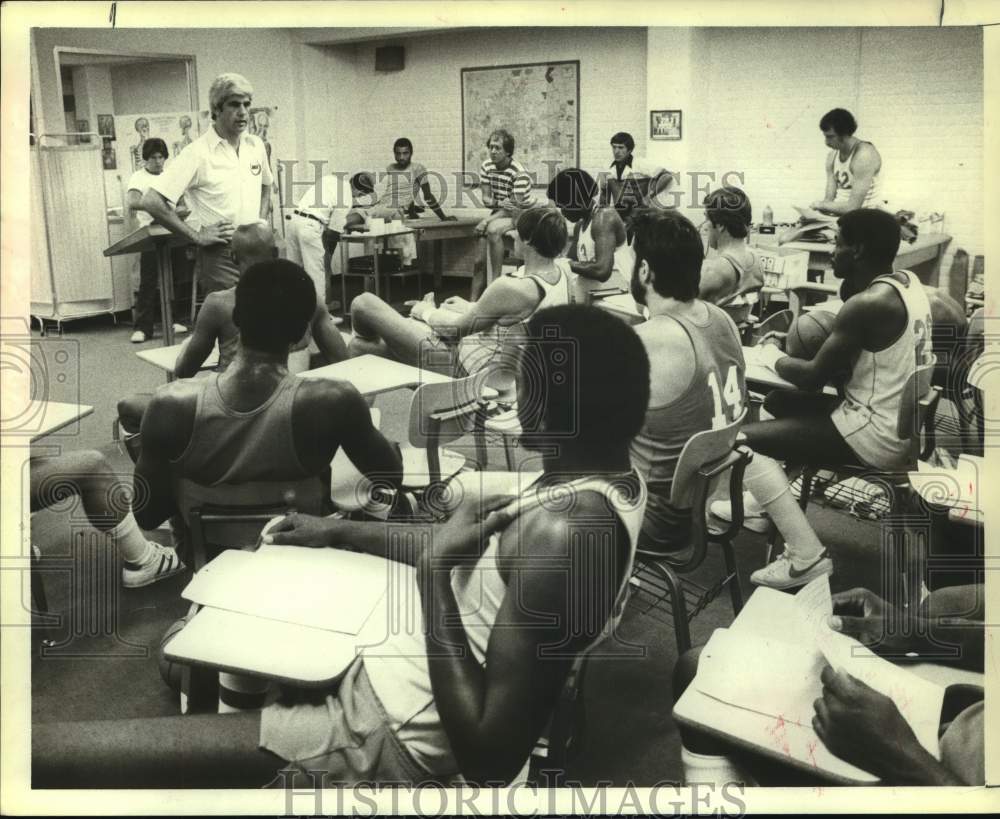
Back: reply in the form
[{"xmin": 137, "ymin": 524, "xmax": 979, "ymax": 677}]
[
  {"xmin": 126, "ymin": 167, "xmax": 165, "ymax": 228},
  {"xmin": 150, "ymin": 127, "xmax": 273, "ymax": 231},
  {"xmin": 294, "ymin": 173, "xmax": 355, "ymax": 233}
]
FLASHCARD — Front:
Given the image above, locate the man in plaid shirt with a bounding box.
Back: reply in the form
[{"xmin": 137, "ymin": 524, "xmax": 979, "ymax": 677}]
[{"xmin": 472, "ymin": 128, "xmax": 536, "ymax": 298}]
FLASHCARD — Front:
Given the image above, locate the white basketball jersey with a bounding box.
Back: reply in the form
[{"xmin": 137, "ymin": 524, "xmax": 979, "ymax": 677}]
[
  {"xmin": 832, "ymin": 141, "xmax": 882, "ymax": 206},
  {"xmin": 830, "ymin": 270, "xmax": 932, "ymax": 469},
  {"xmin": 573, "ymin": 211, "xmax": 640, "ymax": 314}
]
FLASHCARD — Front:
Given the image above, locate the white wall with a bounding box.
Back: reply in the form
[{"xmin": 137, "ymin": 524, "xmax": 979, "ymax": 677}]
[
  {"xmin": 110, "ymin": 60, "xmax": 190, "ymax": 114},
  {"xmin": 33, "ymin": 27, "xmax": 301, "ymax": 169},
  {"xmin": 671, "ymin": 26, "xmax": 983, "ymax": 289},
  {"xmin": 301, "ymin": 28, "xmax": 648, "ymax": 208},
  {"xmin": 31, "ymin": 26, "xmax": 983, "ymax": 289}
]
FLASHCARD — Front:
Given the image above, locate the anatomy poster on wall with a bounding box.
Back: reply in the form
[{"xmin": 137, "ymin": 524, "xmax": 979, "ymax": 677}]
[
  {"xmin": 113, "ymin": 106, "xmax": 277, "ymax": 172},
  {"xmin": 112, "ymin": 111, "xmax": 201, "ymax": 171}
]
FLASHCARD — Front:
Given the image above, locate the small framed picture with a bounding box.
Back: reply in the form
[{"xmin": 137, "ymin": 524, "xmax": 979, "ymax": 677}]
[
  {"xmin": 98, "ymin": 114, "xmax": 116, "ymax": 139},
  {"xmin": 650, "ymin": 109, "xmax": 682, "ymax": 141}
]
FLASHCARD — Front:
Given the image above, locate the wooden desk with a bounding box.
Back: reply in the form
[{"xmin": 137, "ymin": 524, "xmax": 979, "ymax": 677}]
[
  {"xmin": 338, "ymin": 227, "xmax": 416, "ymax": 306},
  {"xmin": 779, "ymin": 233, "xmax": 952, "ymax": 287},
  {"xmin": 26, "ymin": 401, "xmax": 94, "ymax": 442},
  {"xmin": 298, "ymin": 353, "xmax": 452, "ymax": 396},
  {"xmin": 408, "ymin": 214, "xmax": 486, "ymax": 285}
]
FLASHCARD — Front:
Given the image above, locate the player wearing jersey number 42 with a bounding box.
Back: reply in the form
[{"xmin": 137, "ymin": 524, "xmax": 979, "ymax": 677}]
[{"xmin": 626, "ymin": 208, "xmax": 747, "ymax": 554}]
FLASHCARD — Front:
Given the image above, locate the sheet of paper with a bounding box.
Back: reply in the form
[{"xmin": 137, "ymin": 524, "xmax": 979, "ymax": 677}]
[
  {"xmin": 817, "ymin": 629, "xmax": 944, "ymax": 758},
  {"xmin": 793, "ymin": 574, "xmax": 833, "ymax": 636},
  {"xmin": 695, "ymin": 628, "xmax": 825, "ymax": 728},
  {"xmin": 793, "ymin": 204, "xmax": 838, "ymax": 223},
  {"xmin": 181, "ymin": 546, "xmax": 392, "ymax": 634},
  {"xmin": 908, "ymin": 455, "xmax": 982, "ymax": 519}
]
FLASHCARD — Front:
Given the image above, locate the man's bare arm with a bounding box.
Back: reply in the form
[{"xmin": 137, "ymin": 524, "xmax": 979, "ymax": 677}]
[{"xmin": 173, "ymin": 294, "xmax": 227, "ymax": 378}]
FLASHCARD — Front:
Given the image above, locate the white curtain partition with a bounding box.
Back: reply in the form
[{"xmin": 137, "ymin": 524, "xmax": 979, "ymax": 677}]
[{"xmin": 31, "ymin": 143, "xmax": 116, "ymax": 326}]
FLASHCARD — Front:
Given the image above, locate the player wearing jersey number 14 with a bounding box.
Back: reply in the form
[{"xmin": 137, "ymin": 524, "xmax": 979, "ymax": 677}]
[{"xmin": 626, "ymin": 209, "xmax": 747, "ymax": 554}]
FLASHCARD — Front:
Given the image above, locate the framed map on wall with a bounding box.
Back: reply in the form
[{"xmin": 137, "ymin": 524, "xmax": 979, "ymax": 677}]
[{"xmin": 461, "ymin": 61, "xmax": 579, "ymax": 188}]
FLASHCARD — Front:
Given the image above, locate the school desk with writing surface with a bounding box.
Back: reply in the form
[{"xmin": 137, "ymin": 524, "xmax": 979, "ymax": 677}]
[
  {"xmin": 164, "ymin": 471, "xmax": 540, "ymax": 687},
  {"xmin": 672, "ymin": 586, "xmax": 983, "ymax": 784},
  {"xmin": 298, "ymin": 353, "xmax": 453, "ymax": 397},
  {"xmin": 24, "ymin": 401, "xmax": 94, "ymax": 442},
  {"xmin": 164, "ymin": 547, "xmax": 399, "ymax": 687},
  {"xmin": 742, "ymin": 346, "xmax": 838, "ymax": 396}
]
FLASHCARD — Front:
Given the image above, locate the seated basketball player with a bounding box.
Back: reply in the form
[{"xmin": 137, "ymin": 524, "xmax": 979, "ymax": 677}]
[
  {"xmin": 116, "ymin": 225, "xmax": 348, "ymax": 447},
  {"xmin": 698, "ymin": 186, "xmax": 763, "ymax": 308},
  {"xmin": 348, "ymin": 206, "xmax": 571, "ymax": 376},
  {"xmin": 712, "ymin": 208, "xmax": 934, "ymax": 589},
  {"xmin": 626, "ymin": 209, "xmax": 747, "ymax": 552},
  {"xmin": 31, "ymin": 451, "xmax": 183, "ymax": 588},
  {"xmin": 130, "ymin": 259, "xmax": 401, "ymax": 540},
  {"xmin": 546, "ymin": 168, "xmax": 639, "ymax": 313},
  {"xmin": 173, "ymin": 223, "xmax": 348, "ymax": 379},
  {"xmin": 33, "ymin": 304, "xmax": 651, "ymax": 787},
  {"xmin": 672, "ymin": 583, "xmax": 984, "ymax": 786}
]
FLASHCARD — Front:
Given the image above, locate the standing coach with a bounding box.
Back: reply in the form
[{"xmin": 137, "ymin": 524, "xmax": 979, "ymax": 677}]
[{"xmin": 141, "ymin": 73, "xmax": 273, "ymax": 294}]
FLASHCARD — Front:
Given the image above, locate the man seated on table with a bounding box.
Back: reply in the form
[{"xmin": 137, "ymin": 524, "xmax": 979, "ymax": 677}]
[
  {"xmin": 711, "ymin": 209, "xmax": 933, "ymax": 590},
  {"xmin": 809, "ymin": 108, "xmax": 885, "ymax": 215},
  {"xmin": 672, "ymin": 583, "xmax": 985, "ymax": 786},
  {"xmin": 626, "ymin": 208, "xmax": 746, "ymax": 552},
  {"xmin": 698, "ymin": 186, "xmax": 763, "ymax": 309},
  {"xmin": 115, "ymin": 225, "xmax": 348, "ymax": 452},
  {"xmin": 33, "ymin": 304, "xmax": 651, "ymax": 788},
  {"xmin": 471, "ymin": 129, "xmax": 538, "ymax": 300},
  {"xmin": 348, "ymin": 206, "xmax": 571, "ymax": 377},
  {"xmin": 599, "ymin": 131, "xmax": 673, "ymax": 237},
  {"xmin": 370, "ymin": 137, "xmax": 457, "ymax": 223},
  {"xmin": 131, "ymin": 258, "xmax": 401, "ymax": 543}
]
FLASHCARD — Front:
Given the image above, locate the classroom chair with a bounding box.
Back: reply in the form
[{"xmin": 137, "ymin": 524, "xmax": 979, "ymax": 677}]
[
  {"xmin": 628, "ymin": 411, "xmax": 753, "ymax": 654},
  {"xmin": 789, "ymin": 359, "xmax": 941, "ymax": 611},
  {"xmin": 171, "ymin": 479, "xmax": 329, "ymax": 715},
  {"xmin": 527, "ymin": 654, "xmax": 590, "ymax": 786},
  {"xmin": 399, "ymin": 369, "xmax": 492, "ymax": 510},
  {"xmin": 328, "ymin": 409, "xmax": 400, "ymax": 517}
]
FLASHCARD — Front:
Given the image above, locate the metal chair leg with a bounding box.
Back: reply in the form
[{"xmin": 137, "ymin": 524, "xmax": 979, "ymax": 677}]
[
  {"xmin": 644, "ymin": 560, "xmax": 691, "ymax": 654},
  {"xmin": 502, "ymin": 433, "xmax": 516, "ymax": 471},
  {"xmin": 721, "ymin": 540, "xmax": 745, "ymax": 615},
  {"xmin": 30, "ymin": 545, "xmax": 58, "ymax": 647}
]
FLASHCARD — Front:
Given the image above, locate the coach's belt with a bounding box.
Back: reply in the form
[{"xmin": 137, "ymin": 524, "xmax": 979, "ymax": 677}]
[{"xmin": 292, "ymin": 209, "xmax": 326, "ymax": 225}]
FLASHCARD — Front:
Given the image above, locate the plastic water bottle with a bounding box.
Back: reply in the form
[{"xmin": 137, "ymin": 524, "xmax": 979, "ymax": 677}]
[{"xmin": 762, "ymin": 204, "xmax": 774, "ymax": 227}]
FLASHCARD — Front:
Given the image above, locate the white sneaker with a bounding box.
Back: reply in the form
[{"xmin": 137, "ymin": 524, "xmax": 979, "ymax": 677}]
[
  {"xmin": 750, "ymin": 550, "xmax": 832, "ymax": 590},
  {"xmin": 710, "ymin": 495, "xmax": 771, "ymax": 534},
  {"xmin": 172, "ymin": 323, "xmax": 189, "ymax": 335},
  {"xmin": 122, "ymin": 542, "xmax": 187, "ymax": 589},
  {"xmin": 130, "ymin": 330, "xmax": 148, "ymax": 344}
]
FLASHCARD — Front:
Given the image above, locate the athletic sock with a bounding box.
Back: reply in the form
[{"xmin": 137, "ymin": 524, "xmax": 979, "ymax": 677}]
[
  {"xmin": 788, "ymin": 546, "xmax": 826, "ymax": 571},
  {"xmin": 681, "ymin": 746, "xmax": 757, "ymax": 787},
  {"xmin": 744, "ymin": 453, "xmax": 825, "ymax": 564},
  {"xmin": 112, "ymin": 512, "xmax": 153, "ymax": 565},
  {"xmin": 218, "ymin": 672, "xmax": 270, "ymax": 713}
]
